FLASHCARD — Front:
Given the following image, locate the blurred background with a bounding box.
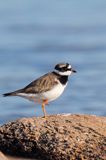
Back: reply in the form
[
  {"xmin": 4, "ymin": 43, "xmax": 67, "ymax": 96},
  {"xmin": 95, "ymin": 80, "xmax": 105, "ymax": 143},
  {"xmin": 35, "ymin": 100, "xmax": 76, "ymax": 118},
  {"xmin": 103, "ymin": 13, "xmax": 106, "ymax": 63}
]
[{"xmin": 0, "ymin": 0, "xmax": 106, "ymax": 125}]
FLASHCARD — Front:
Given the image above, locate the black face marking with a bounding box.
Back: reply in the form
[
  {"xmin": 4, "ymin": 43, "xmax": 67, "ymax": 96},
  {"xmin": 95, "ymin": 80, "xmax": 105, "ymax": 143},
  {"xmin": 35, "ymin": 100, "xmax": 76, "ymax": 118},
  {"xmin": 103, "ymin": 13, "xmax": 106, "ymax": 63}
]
[
  {"xmin": 55, "ymin": 63, "xmax": 71, "ymax": 72},
  {"xmin": 66, "ymin": 63, "xmax": 69, "ymax": 68}
]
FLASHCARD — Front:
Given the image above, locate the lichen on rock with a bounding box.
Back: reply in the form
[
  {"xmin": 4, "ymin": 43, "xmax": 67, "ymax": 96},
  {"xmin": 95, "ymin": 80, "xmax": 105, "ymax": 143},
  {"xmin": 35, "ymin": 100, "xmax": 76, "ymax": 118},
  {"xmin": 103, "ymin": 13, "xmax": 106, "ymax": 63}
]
[{"xmin": 0, "ymin": 114, "xmax": 106, "ymax": 160}]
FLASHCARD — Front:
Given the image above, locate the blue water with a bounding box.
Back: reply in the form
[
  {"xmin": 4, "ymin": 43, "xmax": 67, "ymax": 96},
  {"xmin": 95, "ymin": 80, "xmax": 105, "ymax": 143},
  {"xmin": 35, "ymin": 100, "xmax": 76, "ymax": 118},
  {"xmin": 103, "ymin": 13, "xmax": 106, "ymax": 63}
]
[{"xmin": 0, "ymin": 0, "xmax": 106, "ymax": 125}]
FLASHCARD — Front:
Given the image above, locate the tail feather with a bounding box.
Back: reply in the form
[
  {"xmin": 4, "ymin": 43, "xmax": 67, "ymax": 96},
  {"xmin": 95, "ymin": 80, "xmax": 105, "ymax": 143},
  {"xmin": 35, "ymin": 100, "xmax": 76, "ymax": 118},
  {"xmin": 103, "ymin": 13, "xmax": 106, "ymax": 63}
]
[
  {"xmin": 3, "ymin": 92, "xmax": 16, "ymax": 97},
  {"xmin": 3, "ymin": 88, "xmax": 24, "ymax": 97}
]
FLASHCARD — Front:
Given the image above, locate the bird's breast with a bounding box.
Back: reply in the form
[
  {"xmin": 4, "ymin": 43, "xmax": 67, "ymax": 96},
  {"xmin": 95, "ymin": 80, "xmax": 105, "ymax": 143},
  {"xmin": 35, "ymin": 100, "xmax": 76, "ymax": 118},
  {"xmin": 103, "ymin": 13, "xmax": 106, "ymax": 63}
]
[{"xmin": 41, "ymin": 82, "xmax": 67, "ymax": 102}]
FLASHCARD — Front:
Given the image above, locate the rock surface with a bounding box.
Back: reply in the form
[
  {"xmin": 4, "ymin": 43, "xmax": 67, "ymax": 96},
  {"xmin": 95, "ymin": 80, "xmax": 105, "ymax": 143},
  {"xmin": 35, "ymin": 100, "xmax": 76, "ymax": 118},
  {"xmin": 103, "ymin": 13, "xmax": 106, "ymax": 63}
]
[
  {"xmin": 0, "ymin": 151, "xmax": 34, "ymax": 160},
  {"xmin": 0, "ymin": 114, "xmax": 106, "ymax": 160},
  {"xmin": 0, "ymin": 151, "xmax": 8, "ymax": 160}
]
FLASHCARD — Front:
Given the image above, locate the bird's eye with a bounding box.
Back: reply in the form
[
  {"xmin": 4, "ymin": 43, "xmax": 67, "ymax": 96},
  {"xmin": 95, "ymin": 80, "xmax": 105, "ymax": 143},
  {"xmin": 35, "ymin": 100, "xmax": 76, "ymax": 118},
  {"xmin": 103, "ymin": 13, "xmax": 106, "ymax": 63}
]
[{"xmin": 60, "ymin": 67, "xmax": 67, "ymax": 72}]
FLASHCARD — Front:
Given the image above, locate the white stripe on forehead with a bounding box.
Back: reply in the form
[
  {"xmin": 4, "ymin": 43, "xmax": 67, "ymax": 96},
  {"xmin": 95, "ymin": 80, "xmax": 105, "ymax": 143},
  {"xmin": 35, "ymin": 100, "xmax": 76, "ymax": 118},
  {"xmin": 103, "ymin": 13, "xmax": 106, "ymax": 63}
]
[{"xmin": 67, "ymin": 64, "xmax": 72, "ymax": 69}]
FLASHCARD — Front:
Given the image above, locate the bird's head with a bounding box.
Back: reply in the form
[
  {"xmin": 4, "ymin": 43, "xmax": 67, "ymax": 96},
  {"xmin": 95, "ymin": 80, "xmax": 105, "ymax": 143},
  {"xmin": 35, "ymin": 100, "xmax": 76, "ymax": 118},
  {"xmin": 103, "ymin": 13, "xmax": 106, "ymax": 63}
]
[{"xmin": 54, "ymin": 63, "xmax": 76, "ymax": 76}]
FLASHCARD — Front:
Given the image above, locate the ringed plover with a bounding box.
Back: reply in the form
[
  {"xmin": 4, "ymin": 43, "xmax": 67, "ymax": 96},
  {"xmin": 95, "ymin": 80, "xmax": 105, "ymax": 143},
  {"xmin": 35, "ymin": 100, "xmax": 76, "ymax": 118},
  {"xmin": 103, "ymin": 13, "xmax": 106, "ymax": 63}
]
[{"xmin": 3, "ymin": 63, "xmax": 76, "ymax": 117}]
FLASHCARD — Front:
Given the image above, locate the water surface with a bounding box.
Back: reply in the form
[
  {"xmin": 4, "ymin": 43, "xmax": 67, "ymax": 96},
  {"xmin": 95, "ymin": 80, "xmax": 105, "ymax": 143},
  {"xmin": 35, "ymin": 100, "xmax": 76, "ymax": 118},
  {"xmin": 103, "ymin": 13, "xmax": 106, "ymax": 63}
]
[{"xmin": 0, "ymin": 0, "xmax": 106, "ymax": 125}]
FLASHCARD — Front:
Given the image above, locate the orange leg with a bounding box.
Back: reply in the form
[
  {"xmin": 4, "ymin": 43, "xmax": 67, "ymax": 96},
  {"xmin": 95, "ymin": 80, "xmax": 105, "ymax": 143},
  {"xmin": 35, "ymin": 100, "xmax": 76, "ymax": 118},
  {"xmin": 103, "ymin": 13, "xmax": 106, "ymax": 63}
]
[{"xmin": 42, "ymin": 99, "xmax": 48, "ymax": 118}]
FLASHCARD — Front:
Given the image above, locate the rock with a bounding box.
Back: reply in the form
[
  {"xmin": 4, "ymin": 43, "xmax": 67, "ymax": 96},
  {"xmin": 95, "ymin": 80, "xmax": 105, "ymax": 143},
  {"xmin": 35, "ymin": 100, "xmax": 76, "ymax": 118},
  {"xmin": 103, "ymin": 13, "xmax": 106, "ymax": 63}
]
[
  {"xmin": 0, "ymin": 114, "xmax": 106, "ymax": 160},
  {"xmin": 0, "ymin": 151, "xmax": 8, "ymax": 160}
]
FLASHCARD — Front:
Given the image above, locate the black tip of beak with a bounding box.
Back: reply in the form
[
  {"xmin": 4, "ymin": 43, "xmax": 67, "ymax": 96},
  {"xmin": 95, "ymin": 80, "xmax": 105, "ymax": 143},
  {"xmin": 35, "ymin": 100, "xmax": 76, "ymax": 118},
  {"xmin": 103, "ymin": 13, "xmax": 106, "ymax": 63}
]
[{"xmin": 72, "ymin": 69, "xmax": 77, "ymax": 73}]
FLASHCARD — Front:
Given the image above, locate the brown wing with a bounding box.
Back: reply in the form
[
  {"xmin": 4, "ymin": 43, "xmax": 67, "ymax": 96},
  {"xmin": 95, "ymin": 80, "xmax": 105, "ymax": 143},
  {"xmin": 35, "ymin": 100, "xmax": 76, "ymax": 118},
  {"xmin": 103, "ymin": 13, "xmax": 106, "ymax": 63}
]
[{"xmin": 21, "ymin": 72, "xmax": 58, "ymax": 94}]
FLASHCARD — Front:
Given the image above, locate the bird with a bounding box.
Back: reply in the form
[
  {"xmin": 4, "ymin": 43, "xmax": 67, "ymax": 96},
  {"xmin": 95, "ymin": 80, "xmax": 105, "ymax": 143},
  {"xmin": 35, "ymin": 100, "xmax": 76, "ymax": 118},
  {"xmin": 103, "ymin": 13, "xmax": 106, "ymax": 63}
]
[{"xmin": 3, "ymin": 63, "xmax": 76, "ymax": 117}]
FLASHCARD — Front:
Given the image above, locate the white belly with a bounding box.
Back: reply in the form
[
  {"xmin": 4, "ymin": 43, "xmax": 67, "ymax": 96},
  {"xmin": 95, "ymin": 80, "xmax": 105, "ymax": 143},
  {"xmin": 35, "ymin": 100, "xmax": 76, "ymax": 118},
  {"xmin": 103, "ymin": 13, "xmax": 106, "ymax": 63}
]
[
  {"xmin": 41, "ymin": 83, "xmax": 67, "ymax": 102},
  {"xmin": 17, "ymin": 83, "xmax": 67, "ymax": 103}
]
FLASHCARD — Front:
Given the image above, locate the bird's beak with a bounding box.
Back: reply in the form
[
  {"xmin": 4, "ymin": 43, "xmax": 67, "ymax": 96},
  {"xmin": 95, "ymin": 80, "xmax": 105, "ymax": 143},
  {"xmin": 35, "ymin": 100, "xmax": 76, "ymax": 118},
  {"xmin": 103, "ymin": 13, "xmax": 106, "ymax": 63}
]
[{"xmin": 71, "ymin": 69, "xmax": 77, "ymax": 73}]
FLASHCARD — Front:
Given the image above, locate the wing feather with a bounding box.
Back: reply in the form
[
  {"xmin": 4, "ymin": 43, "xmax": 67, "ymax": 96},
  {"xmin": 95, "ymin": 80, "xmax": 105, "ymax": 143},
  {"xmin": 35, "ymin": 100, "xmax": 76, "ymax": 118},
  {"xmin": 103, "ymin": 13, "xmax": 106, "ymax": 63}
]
[{"xmin": 21, "ymin": 72, "xmax": 58, "ymax": 94}]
